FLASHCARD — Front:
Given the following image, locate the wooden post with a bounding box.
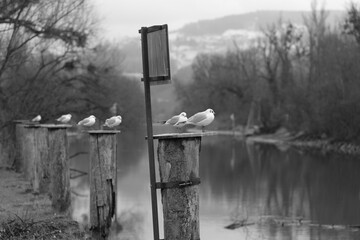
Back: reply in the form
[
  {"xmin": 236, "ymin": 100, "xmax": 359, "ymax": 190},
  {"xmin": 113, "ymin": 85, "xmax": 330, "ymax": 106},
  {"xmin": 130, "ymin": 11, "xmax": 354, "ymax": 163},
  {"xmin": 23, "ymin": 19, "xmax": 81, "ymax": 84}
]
[
  {"xmin": 45, "ymin": 124, "xmax": 72, "ymax": 212},
  {"xmin": 13, "ymin": 120, "xmax": 28, "ymax": 173},
  {"xmin": 154, "ymin": 133, "xmax": 202, "ymax": 240},
  {"xmin": 88, "ymin": 130, "xmax": 120, "ymax": 239},
  {"xmin": 23, "ymin": 124, "xmax": 48, "ymax": 193}
]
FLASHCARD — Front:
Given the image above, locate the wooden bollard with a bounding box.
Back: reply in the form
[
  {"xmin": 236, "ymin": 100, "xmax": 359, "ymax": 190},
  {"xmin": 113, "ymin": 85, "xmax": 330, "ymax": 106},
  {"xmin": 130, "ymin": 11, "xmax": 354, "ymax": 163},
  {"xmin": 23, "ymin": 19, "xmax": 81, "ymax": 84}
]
[
  {"xmin": 13, "ymin": 120, "xmax": 28, "ymax": 173},
  {"xmin": 45, "ymin": 124, "xmax": 72, "ymax": 212},
  {"xmin": 22, "ymin": 124, "xmax": 49, "ymax": 193},
  {"xmin": 88, "ymin": 130, "xmax": 120, "ymax": 239},
  {"xmin": 155, "ymin": 133, "xmax": 202, "ymax": 240}
]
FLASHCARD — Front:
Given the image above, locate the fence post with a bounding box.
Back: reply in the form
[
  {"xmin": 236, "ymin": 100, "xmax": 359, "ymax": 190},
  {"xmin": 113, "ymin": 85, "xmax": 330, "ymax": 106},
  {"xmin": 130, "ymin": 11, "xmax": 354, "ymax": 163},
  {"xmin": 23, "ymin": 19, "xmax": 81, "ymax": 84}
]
[
  {"xmin": 44, "ymin": 124, "xmax": 72, "ymax": 212},
  {"xmin": 154, "ymin": 133, "xmax": 202, "ymax": 240},
  {"xmin": 13, "ymin": 120, "xmax": 28, "ymax": 173},
  {"xmin": 88, "ymin": 130, "xmax": 120, "ymax": 239},
  {"xmin": 21, "ymin": 124, "xmax": 48, "ymax": 194}
]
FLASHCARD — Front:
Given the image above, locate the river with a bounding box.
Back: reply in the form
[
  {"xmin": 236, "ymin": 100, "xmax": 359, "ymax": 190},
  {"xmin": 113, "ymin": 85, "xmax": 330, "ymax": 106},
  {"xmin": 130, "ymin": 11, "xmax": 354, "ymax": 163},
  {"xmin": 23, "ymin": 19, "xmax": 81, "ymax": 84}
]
[{"xmin": 68, "ymin": 129, "xmax": 360, "ymax": 240}]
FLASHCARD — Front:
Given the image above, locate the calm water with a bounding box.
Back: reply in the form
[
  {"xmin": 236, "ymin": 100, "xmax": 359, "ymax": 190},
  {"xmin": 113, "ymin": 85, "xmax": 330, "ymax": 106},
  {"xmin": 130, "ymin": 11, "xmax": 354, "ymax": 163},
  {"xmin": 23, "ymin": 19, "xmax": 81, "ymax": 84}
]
[{"xmin": 68, "ymin": 129, "xmax": 360, "ymax": 240}]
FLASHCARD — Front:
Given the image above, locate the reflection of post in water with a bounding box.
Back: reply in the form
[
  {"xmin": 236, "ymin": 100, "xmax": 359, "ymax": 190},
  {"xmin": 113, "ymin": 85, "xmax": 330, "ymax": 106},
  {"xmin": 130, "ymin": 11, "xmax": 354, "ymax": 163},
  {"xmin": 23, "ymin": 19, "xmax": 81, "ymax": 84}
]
[
  {"xmin": 230, "ymin": 141, "xmax": 236, "ymax": 170},
  {"xmin": 155, "ymin": 133, "xmax": 201, "ymax": 240},
  {"xmin": 88, "ymin": 130, "xmax": 120, "ymax": 240},
  {"xmin": 245, "ymin": 140, "xmax": 261, "ymax": 175},
  {"xmin": 245, "ymin": 100, "xmax": 261, "ymax": 136}
]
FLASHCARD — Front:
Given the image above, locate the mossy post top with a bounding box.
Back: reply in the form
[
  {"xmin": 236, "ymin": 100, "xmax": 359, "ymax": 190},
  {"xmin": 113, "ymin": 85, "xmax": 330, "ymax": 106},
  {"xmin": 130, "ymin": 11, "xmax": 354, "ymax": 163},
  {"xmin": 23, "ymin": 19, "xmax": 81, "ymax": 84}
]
[
  {"xmin": 152, "ymin": 132, "xmax": 217, "ymax": 140},
  {"xmin": 88, "ymin": 130, "xmax": 121, "ymax": 134},
  {"xmin": 41, "ymin": 124, "xmax": 73, "ymax": 129}
]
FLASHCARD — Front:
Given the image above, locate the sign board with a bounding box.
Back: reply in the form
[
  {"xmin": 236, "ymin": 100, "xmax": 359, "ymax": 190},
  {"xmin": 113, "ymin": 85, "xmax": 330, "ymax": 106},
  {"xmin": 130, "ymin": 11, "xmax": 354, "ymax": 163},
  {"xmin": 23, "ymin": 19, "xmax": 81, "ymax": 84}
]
[{"xmin": 140, "ymin": 24, "xmax": 171, "ymax": 85}]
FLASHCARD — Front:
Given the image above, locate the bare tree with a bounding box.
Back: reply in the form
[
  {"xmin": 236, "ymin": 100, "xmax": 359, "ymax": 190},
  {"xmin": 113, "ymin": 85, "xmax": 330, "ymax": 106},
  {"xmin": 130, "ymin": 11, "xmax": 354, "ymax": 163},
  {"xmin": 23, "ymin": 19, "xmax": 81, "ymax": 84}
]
[{"xmin": 0, "ymin": 0, "xmax": 95, "ymax": 166}]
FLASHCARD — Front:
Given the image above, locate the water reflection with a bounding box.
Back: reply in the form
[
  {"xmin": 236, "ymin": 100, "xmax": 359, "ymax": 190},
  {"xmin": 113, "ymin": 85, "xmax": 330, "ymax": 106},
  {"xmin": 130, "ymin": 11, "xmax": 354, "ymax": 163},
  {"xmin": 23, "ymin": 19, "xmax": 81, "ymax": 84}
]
[{"xmin": 69, "ymin": 131, "xmax": 360, "ymax": 239}]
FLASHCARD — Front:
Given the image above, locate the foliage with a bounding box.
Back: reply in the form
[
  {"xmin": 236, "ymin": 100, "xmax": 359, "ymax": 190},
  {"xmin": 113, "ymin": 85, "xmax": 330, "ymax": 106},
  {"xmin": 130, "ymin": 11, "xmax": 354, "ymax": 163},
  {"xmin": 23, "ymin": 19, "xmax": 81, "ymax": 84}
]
[
  {"xmin": 0, "ymin": 1, "xmax": 145, "ymax": 166},
  {"xmin": 0, "ymin": 215, "xmax": 85, "ymax": 240},
  {"xmin": 173, "ymin": 1, "xmax": 360, "ymax": 141}
]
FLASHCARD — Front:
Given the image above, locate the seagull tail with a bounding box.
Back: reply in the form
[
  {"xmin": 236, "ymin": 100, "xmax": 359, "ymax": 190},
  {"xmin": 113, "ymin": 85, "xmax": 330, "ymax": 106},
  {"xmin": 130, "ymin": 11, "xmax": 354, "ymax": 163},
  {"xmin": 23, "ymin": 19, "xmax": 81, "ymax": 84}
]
[{"xmin": 155, "ymin": 120, "xmax": 167, "ymax": 124}]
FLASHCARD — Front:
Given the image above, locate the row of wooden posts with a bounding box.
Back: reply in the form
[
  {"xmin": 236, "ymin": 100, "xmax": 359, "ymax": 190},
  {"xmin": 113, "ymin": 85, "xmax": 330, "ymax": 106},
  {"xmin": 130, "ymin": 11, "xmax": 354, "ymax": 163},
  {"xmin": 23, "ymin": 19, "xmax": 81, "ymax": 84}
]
[{"xmin": 13, "ymin": 120, "xmax": 203, "ymax": 240}]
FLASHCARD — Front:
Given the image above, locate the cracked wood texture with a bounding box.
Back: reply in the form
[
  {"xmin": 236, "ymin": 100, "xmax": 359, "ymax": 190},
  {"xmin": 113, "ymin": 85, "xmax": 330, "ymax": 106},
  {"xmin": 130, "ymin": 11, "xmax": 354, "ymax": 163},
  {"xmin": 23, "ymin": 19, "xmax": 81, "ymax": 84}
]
[
  {"xmin": 157, "ymin": 136, "xmax": 201, "ymax": 240},
  {"xmin": 14, "ymin": 123, "xmax": 26, "ymax": 173},
  {"xmin": 33, "ymin": 127, "xmax": 49, "ymax": 193},
  {"xmin": 22, "ymin": 126, "xmax": 49, "ymax": 194},
  {"xmin": 48, "ymin": 127, "xmax": 70, "ymax": 212},
  {"xmin": 89, "ymin": 132, "xmax": 117, "ymax": 239}
]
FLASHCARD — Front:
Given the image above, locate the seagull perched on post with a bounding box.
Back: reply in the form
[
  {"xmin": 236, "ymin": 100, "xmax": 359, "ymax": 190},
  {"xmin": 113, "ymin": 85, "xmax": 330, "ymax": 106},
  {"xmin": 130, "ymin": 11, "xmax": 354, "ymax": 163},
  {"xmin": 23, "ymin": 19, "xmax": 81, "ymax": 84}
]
[
  {"xmin": 77, "ymin": 115, "xmax": 96, "ymax": 127},
  {"xmin": 56, "ymin": 114, "xmax": 72, "ymax": 124},
  {"xmin": 31, "ymin": 115, "xmax": 41, "ymax": 122},
  {"xmin": 185, "ymin": 109, "xmax": 215, "ymax": 132},
  {"xmin": 103, "ymin": 115, "xmax": 122, "ymax": 128},
  {"xmin": 162, "ymin": 112, "xmax": 187, "ymax": 127}
]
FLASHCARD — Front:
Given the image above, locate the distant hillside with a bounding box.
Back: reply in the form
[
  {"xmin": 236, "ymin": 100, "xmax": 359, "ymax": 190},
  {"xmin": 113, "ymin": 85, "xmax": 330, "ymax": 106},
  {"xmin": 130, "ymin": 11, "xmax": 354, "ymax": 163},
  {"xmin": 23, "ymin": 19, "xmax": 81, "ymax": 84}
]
[
  {"xmin": 176, "ymin": 10, "xmax": 345, "ymax": 36},
  {"xmin": 121, "ymin": 10, "xmax": 347, "ymax": 74},
  {"xmin": 120, "ymin": 10, "xmax": 348, "ymax": 118}
]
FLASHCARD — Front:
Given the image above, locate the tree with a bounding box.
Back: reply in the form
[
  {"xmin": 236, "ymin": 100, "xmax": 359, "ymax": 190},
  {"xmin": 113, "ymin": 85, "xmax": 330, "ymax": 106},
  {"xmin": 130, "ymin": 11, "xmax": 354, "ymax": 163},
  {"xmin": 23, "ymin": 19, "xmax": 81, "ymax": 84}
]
[{"xmin": 0, "ymin": 0, "xmax": 95, "ymax": 166}]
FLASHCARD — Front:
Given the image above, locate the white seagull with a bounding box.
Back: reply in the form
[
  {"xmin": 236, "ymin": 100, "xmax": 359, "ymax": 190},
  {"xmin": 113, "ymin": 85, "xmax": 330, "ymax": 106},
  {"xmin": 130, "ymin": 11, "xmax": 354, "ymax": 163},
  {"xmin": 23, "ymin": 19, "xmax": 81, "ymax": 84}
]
[
  {"xmin": 185, "ymin": 109, "xmax": 215, "ymax": 132},
  {"xmin": 31, "ymin": 115, "xmax": 41, "ymax": 122},
  {"xmin": 77, "ymin": 115, "xmax": 96, "ymax": 127},
  {"xmin": 162, "ymin": 112, "xmax": 187, "ymax": 127},
  {"xmin": 56, "ymin": 114, "xmax": 72, "ymax": 124},
  {"xmin": 103, "ymin": 115, "xmax": 122, "ymax": 128}
]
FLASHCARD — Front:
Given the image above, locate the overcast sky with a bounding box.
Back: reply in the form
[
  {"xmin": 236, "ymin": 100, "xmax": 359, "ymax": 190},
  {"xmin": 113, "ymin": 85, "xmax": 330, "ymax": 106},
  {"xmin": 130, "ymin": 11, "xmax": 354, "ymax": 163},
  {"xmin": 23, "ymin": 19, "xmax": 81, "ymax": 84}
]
[{"xmin": 92, "ymin": 0, "xmax": 353, "ymax": 39}]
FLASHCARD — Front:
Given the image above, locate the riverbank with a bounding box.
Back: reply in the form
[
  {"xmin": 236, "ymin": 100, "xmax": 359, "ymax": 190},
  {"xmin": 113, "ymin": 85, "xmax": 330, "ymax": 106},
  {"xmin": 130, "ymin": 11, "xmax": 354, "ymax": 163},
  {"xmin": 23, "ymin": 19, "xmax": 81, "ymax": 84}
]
[
  {"xmin": 245, "ymin": 129, "xmax": 360, "ymax": 155},
  {"xmin": 0, "ymin": 168, "xmax": 87, "ymax": 240}
]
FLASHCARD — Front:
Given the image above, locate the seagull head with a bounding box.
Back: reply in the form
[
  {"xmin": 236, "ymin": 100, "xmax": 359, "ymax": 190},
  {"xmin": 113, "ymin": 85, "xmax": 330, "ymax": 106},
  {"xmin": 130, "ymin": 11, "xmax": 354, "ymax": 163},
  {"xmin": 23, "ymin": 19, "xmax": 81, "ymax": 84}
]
[
  {"xmin": 180, "ymin": 112, "xmax": 187, "ymax": 117},
  {"xmin": 207, "ymin": 109, "xmax": 215, "ymax": 115},
  {"xmin": 117, "ymin": 115, "xmax": 122, "ymax": 120},
  {"xmin": 89, "ymin": 115, "xmax": 96, "ymax": 119}
]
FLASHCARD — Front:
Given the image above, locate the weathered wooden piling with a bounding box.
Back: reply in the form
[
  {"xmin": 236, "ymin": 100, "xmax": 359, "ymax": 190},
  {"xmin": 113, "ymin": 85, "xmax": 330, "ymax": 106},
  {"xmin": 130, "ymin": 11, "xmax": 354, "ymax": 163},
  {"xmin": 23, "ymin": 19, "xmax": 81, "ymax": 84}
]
[
  {"xmin": 13, "ymin": 120, "xmax": 28, "ymax": 173},
  {"xmin": 21, "ymin": 124, "xmax": 49, "ymax": 194},
  {"xmin": 154, "ymin": 133, "xmax": 202, "ymax": 240},
  {"xmin": 45, "ymin": 124, "xmax": 72, "ymax": 212},
  {"xmin": 88, "ymin": 130, "xmax": 120, "ymax": 239}
]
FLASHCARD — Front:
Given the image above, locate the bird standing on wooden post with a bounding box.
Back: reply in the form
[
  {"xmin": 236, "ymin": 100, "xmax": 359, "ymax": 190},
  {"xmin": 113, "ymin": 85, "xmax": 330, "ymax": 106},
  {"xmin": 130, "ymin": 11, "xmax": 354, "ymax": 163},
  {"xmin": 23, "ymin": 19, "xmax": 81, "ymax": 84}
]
[
  {"xmin": 56, "ymin": 114, "xmax": 72, "ymax": 124},
  {"xmin": 103, "ymin": 115, "xmax": 122, "ymax": 128},
  {"xmin": 162, "ymin": 112, "xmax": 187, "ymax": 127},
  {"xmin": 77, "ymin": 115, "xmax": 96, "ymax": 127},
  {"xmin": 185, "ymin": 109, "xmax": 215, "ymax": 132},
  {"xmin": 31, "ymin": 115, "xmax": 41, "ymax": 122}
]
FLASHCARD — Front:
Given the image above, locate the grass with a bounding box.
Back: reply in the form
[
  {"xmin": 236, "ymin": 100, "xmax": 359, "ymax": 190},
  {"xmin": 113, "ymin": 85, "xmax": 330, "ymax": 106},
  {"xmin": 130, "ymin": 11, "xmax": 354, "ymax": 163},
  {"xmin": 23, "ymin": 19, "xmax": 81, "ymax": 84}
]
[{"xmin": 0, "ymin": 214, "xmax": 87, "ymax": 240}]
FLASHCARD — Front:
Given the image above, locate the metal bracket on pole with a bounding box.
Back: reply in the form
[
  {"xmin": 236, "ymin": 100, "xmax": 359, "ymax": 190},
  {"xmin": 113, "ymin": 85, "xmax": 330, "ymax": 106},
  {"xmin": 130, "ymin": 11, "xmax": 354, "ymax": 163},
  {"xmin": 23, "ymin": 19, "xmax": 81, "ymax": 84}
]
[{"xmin": 155, "ymin": 178, "xmax": 201, "ymax": 189}]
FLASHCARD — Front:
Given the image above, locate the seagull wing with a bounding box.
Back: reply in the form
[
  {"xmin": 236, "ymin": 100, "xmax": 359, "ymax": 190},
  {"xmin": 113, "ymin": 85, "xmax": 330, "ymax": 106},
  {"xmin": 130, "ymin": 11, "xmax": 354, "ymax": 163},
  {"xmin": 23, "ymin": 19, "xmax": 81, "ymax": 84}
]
[
  {"xmin": 57, "ymin": 116, "xmax": 65, "ymax": 122},
  {"xmin": 165, "ymin": 115, "xmax": 179, "ymax": 125},
  {"xmin": 78, "ymin": 117, "xmax": 89, "ymax": 125},
  {"xmin": 187, "ymin": 112, "xmax": 207, "ymax": 124},
  {"xmin": 106, "ymin": 118, "xmax": 117, "ymax": 126}
]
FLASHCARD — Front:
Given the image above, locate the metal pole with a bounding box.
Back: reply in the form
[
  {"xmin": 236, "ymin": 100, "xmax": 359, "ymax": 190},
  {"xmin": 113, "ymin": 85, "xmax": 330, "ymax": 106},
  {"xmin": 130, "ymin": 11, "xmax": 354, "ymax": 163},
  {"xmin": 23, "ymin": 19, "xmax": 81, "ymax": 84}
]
[{"xmin": 140, "ymin": 26, "xmax": 160, "ymax": 240}]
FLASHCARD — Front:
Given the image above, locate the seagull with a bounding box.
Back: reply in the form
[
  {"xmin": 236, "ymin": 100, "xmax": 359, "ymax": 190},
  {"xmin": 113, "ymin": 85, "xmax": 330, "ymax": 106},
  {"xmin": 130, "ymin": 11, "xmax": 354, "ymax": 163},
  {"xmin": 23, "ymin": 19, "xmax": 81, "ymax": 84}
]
[
  {"xmin": 103, "ymin": 115, "xmax": 122, "ymax": 128},
  {"xmin": 162, "ymin": 112, "xmax": 187, "ymax": 127},
  {"xmin": 185, "ymin": 109, "xmax": 215, "ymax": 132},
  {"xmin": 31, "ymin": 115, "xmax": 41, "ymax": 122},
  {"xmin": 56, "ymin": 114, "xmax": 72, "ymax": 124},
  {"xmin": 77, "ymin": 115, "xmax": 96, "ymax": 127}
]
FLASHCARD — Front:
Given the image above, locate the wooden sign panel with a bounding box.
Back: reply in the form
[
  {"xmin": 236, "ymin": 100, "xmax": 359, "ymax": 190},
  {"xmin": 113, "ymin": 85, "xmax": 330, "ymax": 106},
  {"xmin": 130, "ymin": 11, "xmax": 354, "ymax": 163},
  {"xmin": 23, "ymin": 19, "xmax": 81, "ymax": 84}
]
[{"xmin": 140, "ymin": 24, "xmax": 171, "ymax": 84}]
